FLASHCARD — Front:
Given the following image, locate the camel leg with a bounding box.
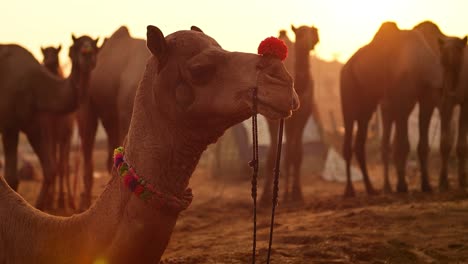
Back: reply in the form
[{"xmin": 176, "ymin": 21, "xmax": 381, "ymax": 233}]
[
  {"xmin": 310, "ymin": 100, "xmax": 325, "ymax": 142},
  {"xmin": 439, "ymin": 105, "xmax": 455, "ymax": 191},
  {"xmin": 343, "ymin": 118, "xmax": 355, "ymax": 197},
  {"xmin": 291, "ymin": 139, "xmax": 305, "ymax": 202},
  {"xmin": 282, "ymin": 138, "xmax": 291, "ymax": 202},
  {"xmin": 64, "ymin": 140, "xmax": 75, "ymax": 210},
  {"xmin": 456, "ymin": 103, "xmax": 468, "ymax": 189},
  {"xmin": 394, "ymin": 115, "xmax": 410, "ymax": 193},
  {"xmin": 260, "ymin": 121, "xmax": 279, "ymax": 206},
  {"xmin": 57, "ymin": 140, "xmax": 66, "ymax": 209},
  {"xmin": 102, "ymin": 118, "xmax": 120, "ymax": 174},
  {"xmin": 355, "ymin": 116, "xmax": 377, "ymax": 195},
  {"xmin": 289, "ymin": 113, "xmax": 309, "ymax": 203},
  {"xmin": 26, "ymin": 130, "xmax": 56, "ymax": 210},
  {"xmin": 77, "ymin": 105, "xmax": 98, "ymax": 211},
  {"xmin": 58, "ymin": 130, "xmax": 73, "ymax": 210},
  {"xmin": 418, "ymin": 102, "xmax": 435, "ymax": 192},
  {"xmin": 2, "ymin": 128, "xmax": 19, "ymax": 191},
  {"xmin": 380, "ymin": 108, "xmax": 393, "ymax": 194}
]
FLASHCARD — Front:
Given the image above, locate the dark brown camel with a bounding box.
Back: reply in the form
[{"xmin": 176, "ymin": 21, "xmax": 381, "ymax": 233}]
[
  {"xmin": 341, "ymin": 22, "xmax": 443, "ymax": 196},
  {"xmin": 413, "ymin": 21, "xmax": 468, "ymax": 191},
  {"xmin": 40, "ymin": 45, "xmax": 77, "ymax": 210},
  {"xmin": 77, "ymin": 26, "xmax": 149, "ymax": 210},
  {"xmin": 0, "ymin": 35, "xmax": 99, "ymax": 210},
  {"xmin": 260, "ymin": 25, "xmax": 321, "ymax": 204}
]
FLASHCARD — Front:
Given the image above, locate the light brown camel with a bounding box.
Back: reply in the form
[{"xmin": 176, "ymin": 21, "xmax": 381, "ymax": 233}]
[
  {"xmin": 413, "ymin": 21, "xmax": 468, "ymax": 191},
  {"xmin": 260, "ymin": 25, "xmax": 321, "ymax": 204},
  {"xmin": 0, "ymin": 25, "xmax": 298, "ymax": 264},
  {"xmin": 41, "ymin": 45, "xmax": 77, "ymax": 210},
  {"xmin": 341, "ymin": 22, "xmax": 443, "ymax": 196},
  {"xmin": 0, "ymin": 35, "xmax": 99, "ymax": 210},
  {"xmin": 77, "ymin": 26, "xmax": 149, "ymax": 210}
]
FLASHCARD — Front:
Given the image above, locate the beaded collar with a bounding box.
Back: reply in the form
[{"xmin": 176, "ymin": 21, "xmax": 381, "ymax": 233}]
[{"xmin": 113, "ymin": 147, "xmax": 193, "ymax": 212}]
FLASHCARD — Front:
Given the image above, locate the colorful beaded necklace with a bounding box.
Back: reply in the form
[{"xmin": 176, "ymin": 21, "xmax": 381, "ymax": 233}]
[{"xmin": 113, "ymin": 147, "xmax": 193, "ymax": 212}]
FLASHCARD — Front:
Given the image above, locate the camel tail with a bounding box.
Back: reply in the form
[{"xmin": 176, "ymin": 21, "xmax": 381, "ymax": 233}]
[
  {"xmin": 339, "ymin": 64, "xmax": 356, "ymax": 164},
  {"xmin": 72, "ymin": 133, "xmax": 81, "ymax": 209}
]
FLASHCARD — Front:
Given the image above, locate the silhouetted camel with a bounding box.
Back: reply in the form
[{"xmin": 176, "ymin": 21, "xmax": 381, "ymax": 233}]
[
  {"xmin": 414, "ymin": 21, "xmax": 468, "ymax": 191},
  {"xmin": 341, "ymin": 22, "xmax": 443, "ymax": 196},
  {"xmin": 260, "ymin": 25, "xmax": 320, "ymax": 204},
  {"xmin": 41, "ymin": 45, "xmax": 76, "ymax": 210}
]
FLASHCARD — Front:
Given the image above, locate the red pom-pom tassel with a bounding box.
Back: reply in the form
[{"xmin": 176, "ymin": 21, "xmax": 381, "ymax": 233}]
[{"xmin": 257, "ymin": 37, "xmax": 288, "ymax": 61}]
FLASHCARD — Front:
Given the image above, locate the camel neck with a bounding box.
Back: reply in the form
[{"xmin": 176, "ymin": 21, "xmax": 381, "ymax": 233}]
[
  {"xmin": 34, "ymin": 62, "xmax": 90, "ymax": 114},
  {"xmin": 91, "ymin": 68, "xmax": 213, "ymax": 262},
  {"xmin": 294, "ymin": 47, "xmax": 311, "ymax": 92}
]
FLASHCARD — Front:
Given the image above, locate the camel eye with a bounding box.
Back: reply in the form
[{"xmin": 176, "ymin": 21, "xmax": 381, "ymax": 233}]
[{"xmin": 189, "ymin": 64, "xmax": 216, "ymax": 85}]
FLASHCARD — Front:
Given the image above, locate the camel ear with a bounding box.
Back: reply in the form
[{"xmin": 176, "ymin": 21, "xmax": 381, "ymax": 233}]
[
  {"xmin": 72, "ymin": 34, "xmax": 78, "ymax": 43},
  {"xmin": 291, "ymin": 25, "xmax": 297, "ymax": 33},
  {"xmin": 191, "ymin": 26, "xmax": 203, "ymax": 33},
  {"xmin": 463, "ymin": 36, "xmax": 468, "ymax": 46},
  {"xmin": 147, "ymin": 25, "xmax": 168, "ymax": 72},
  {"xmin": 93, "ymin": 37, "xmax": 99, "ymax": 47},
  {"xmin": 41, "ymin": 46, "xmax": 45, "ymax": 55},
  {"xmin": 57, "ymin": 45, "xmax": 62, "ymax": 53}
]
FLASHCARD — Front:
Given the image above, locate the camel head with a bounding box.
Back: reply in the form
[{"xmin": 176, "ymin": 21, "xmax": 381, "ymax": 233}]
[
  {"xmin": 291, "ymin": 25, "xmax": 319, "ymax": 51},
  {"xmin": 41, "ymin": 45, "xmax": 61, "ymax": 73},
  {"xmin": 439, "ymin": 36, "xmax": 467, "ymax": 72},
  {"xmin": 145, "ymin": 25, "xmax": 298, "ymax": 134},
  {"xmin": 69, "ymin": 34, "xmax": 99, "ymax": 73}
]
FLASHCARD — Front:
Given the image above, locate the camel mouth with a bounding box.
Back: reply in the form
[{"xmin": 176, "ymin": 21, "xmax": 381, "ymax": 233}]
[{"xmin": 257, "ymin": 99, "xmax": 292, "ymax": 120}]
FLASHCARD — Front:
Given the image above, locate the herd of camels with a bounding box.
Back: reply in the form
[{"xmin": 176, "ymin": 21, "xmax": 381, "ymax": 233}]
[{"xmin": 0, "ymin": 18, "xmax": 467, "ymax": 262}]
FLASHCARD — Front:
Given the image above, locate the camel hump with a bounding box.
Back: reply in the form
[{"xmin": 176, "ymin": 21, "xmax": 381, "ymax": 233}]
[
  {"xmin": 413, "ymin": 21, "xmax": 442, "ymax": 36},
  {"xmin": 0, "ymin": 44, "xmax": 36, "ymax": 62},
  {"xmin": 372, "ymin": 21, "xmax": 400, "ymax": 43},
  {"xmin": 111, "ymin": 26, "xmax": 131, "ymax": 39}
]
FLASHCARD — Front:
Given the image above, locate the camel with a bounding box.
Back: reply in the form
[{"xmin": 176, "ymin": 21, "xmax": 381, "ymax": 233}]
[
  {"xmin": 413, "ymin": 21, "xmax": 468, "ymax": 191},
  {"xmin": 40, "ymin": 45, "xmax": 77, "ymax": 209},
  {"xmin": 0, "ymin": 35, "xmax": 99, "ymax": 210},
  {"xmin": 0, "ymin": 25, "xmax": 298, "ymax": 264},
  {"xmin": 77, "ymin": 26, "xmax": 149, "ymax": 210},
  {"xmin": 341, "ymin": 22, "xmax": 443, "ymax": 196},
  {"xmin": 260, "ymin": 25, "xmax": 321, "ymax": 204}
]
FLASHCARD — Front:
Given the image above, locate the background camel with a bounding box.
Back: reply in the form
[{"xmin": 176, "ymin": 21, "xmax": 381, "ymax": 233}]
[
  {"xmin": 341, "ymin": 22, "xmax": 443, "ymax": 196},
  {"xmin": 0, "ymin": 25, "xmax": 298, "ymax": 264},
  {"xmin": 40, "ymin": 45, "xmax": 77, "ymax": 210},
  {"xmin": 260, "ymin": 25, "xmax": 321, "ymax": 204},
  {"xmin": 413, "ymin": 21, "xmax": 468, "ymax": 191},
  {"xmin": 449, "ymin": 38, "xmax": 468, "ymax": 189},
  {"xmin": 0, "ymin": 35, "xmax": 99, "ymax": 210},
  {"xmin": 77, "ymin": 26, "xmax": 149, "ymax": 210}
]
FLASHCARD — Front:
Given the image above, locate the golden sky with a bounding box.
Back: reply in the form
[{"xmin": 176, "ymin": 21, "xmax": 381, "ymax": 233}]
[{"xmin": 1, "ymin": 0, "xmax": 467, "ymax": 64}]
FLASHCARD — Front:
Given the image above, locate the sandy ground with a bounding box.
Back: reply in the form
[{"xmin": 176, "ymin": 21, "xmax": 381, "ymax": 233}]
[{"xmin": 14, "ymin": 146, "xmax": 468, "ymax": 264}]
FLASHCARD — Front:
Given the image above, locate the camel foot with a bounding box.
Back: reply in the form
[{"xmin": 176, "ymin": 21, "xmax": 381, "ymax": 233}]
[
  {"xmin": 282, "ymin": 191, "xmax": 290, "ymax": 203},
  {"xmin": 459, "ymin": 174, "xmax": 466, "ymax": 189},
  {"xmin": 259, "ymin": 192, "xmax": 272, "ymax": 208},
  {"xmin": 421, "ymin": 181, "xmax": 433, "ymax": 193},
  {"xmin": 57, "ymin": 194, "xmax": 66, "ymax": 210},
  {"xmin": 396, "ymin": 181, "xmax": 408, "ymax": 193},
  {"xmin": 439, "ymin": 178, "xmax": 450, "ymax": 192},
  {"xmin": 383, "ymin": 182, "xmax": 393, "ymax": 194},
  {"xmin": 365, "ymin": 186, "xmax": 379, "ymax": 196},
  {"xmin": 343, "ymin": 184, "xmax": 355, "ymax": 198},
  {"xmin": 291, "ymin": 187, "xmax": 304, "ymax": 204}
]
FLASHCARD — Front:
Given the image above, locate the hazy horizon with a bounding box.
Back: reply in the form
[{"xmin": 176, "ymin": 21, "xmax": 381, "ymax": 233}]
[{"xmin": 1, "ymin": 0, "xmax": 467, "ymax": 66}]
